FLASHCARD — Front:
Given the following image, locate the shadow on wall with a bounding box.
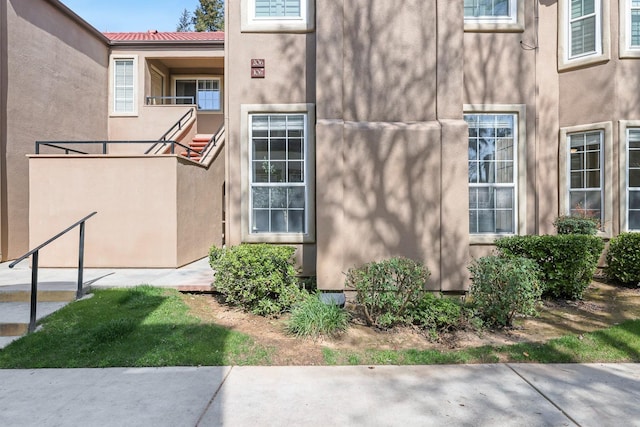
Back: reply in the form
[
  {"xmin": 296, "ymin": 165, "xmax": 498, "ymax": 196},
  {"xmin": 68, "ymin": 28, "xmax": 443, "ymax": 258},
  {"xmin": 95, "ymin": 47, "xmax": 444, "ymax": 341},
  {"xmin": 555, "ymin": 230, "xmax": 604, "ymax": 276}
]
[{"xmin": 254, "ymin": 1, "xmax": 470, "ymax": 290}]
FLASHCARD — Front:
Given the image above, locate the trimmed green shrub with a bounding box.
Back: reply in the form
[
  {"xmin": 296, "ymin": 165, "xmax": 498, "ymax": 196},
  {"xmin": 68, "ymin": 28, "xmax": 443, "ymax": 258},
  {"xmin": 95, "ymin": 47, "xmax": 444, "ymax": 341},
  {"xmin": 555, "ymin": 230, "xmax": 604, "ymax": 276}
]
[
  {"xmin": 209, "ymin": 244, "xmax": 307, "ymax": 316},
  {"xmin": 345, "ymin": 257, "xmax": 430, "ymax": 328},
  {"xmin": 468, "ymin": 255, "xmax": 542, "ymax": 327},
  {"xmin": 407, "ymin": 293, "xmax": 471, "ymax": 335},
  {"xmin": 286, "ymin": 293, "xmax": 350, "ymax": 338},
  {"xmin": 495, "ymin": 235, "xmax": 604, "ymax": 300},
  {"xmin": 606, "ymin": 232, "xmax": 640, "ymax": 285},
  {"xmin": 553, "ymin": 215, "xmax": 599, "ymax": 235}
]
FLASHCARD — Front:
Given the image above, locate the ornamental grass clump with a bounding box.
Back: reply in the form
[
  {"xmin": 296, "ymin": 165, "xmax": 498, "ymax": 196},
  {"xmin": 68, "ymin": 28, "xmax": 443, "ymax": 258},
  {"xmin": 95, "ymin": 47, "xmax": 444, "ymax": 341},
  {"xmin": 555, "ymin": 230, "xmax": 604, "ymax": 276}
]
[
  {"xmin": 468, "ymin": 255, "xmax": 542, "ymax": 327},
  {"xmin": 286, "ymin": 293, "xmax": 350, "ymax": 338}
]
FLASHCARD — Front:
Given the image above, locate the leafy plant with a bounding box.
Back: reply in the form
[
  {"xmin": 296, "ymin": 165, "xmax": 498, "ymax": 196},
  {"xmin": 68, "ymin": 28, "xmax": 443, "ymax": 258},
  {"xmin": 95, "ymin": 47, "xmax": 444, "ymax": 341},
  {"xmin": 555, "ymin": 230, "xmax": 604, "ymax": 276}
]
[
  {"xmin": 209, "ymin": 244, "xmax": 307, "ymax": 316},
  {"xmin": 286, "ymin": 293, "xmax": 350, "ymax": 338},
  {"xmin": 606, "ymin": 232, "xmax": 640, "ymax": 285},
  {"xmin": 345, "ymin": 257, "xmax": 430, "ymax": 328},
  {"xmin": 495, "ymin": 235, "xmax": 604, "ymax": 299},
  {"xmin": 553, "ymin": 215, "xmax": 599, "ymax": 235},
  {"xmin": 407, "ymin": 293, "xmax": 471, "ymax": 336},
  {"xmin": 468, "ymin": 255, "xmax": 542, "ymax": 327}
]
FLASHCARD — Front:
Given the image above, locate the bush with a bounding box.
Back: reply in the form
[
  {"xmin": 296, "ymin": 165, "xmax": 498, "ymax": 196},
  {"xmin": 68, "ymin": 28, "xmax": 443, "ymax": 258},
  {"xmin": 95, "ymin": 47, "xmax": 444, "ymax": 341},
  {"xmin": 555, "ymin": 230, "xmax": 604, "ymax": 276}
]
[
  {"xmin": 407, "ymin": 293, "xmax": 471, "ymax": 335},
  {"xmin": 553, "ymin": 215, "xmax": 599, "ymax": 235},
  {"xmin": 496, "ymin": 235, "xmax": 604, "ymax": 300},
  {"xmin": 345, "ymin": 257, "xmax": 430, "ymax": 328},
  {"xmin": 286, "ymin": 293, "xmax": 350, "ymax": 338},
  {"xmin": 606, "ymin": 233, "xmax": 640, "ymax": 285},
  {"xmin": 209, "ymin": 244, "xmax": 307, "ymax": 316},
  {"xmin": 468, "ymin": 255, "xmax": 542, "ymax": 327}
]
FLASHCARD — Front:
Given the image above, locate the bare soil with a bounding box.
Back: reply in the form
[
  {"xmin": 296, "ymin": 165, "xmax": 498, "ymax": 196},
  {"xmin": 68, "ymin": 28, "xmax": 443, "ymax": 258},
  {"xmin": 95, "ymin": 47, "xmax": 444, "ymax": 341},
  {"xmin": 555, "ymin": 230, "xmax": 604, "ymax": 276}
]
[{"xmin": 181, "ymin": 281, "xmax": 640, "ymax": 365}]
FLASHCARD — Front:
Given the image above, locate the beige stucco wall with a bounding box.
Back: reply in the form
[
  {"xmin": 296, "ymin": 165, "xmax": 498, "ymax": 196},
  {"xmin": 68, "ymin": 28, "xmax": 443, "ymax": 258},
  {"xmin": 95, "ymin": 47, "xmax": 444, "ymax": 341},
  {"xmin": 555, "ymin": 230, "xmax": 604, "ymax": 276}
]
[
  {"xmin": 3, "ymin": 0, "xmax": 109, "ymax": 260},
  {"xmin": 226, "ymin": 0, "xmax": 469, "ymax": 290},
  {"xmin": 225, "ymin": 0, "xmax": 316, "ymax": 277},
  {"xmin": 29, "ymin": 154, "xmax": 220, "ymax": 268}
]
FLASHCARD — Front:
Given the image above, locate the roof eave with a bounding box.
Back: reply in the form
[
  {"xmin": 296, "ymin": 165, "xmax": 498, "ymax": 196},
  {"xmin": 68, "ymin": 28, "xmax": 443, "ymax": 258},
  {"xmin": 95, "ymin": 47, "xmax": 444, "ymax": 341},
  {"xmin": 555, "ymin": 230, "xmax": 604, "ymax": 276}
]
[{"xmin": 45, "ymin": 0, "xmax": 110, "ymax": 44}]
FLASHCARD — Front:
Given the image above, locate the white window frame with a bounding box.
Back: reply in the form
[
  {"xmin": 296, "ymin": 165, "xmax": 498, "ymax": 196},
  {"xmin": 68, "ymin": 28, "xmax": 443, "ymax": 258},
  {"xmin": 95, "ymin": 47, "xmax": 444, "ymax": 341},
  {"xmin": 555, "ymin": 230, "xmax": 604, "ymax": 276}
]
[
  {"xmin": 110, "ymin": 55, "xmax": 137, "ymax": 116},
  {"xmin": 558, "ymin": 0, "xmax": 610, "ymax": 70},
  {"xmin": 619, "ymin": 121, "xmax": 640, "ymax": 231},
  {"xmin": 240, "ymin": 103, "xmax": 315, "ymax": 243},
  {"xmin": 464, "ymin": 0, "xmax": 525, "ymax": 32},
  {"xmin": 559, "ymin": 122, "xmax": 613, "ymax": 237},
  {"xmin": 464, "ymin": 104, "xmax": 526, "ymax": 244},
  {"xmin": 242, "ymin": 0, "xmax": 314, "ymax": 32},
  {"xmin": 620, "ymin": 0, "xmax": 640, "ymax": 57},
  {"xmin": 171, "ymin": 76, "xmax": 222, "ymax": 113}
]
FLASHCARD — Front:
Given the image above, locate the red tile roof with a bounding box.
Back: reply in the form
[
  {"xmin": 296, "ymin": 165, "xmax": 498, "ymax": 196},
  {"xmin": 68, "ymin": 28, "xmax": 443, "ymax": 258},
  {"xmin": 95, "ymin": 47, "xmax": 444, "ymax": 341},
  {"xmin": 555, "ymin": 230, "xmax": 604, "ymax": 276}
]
[{"xmin": 103, "ymin": 31, "xmax": 224, "ymax": 42}]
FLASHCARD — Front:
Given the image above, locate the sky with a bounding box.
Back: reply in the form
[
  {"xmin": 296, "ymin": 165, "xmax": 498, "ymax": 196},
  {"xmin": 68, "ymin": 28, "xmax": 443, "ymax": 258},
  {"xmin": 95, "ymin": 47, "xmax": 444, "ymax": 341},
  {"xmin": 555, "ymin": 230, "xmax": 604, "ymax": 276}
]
[{"xmin": 61, "ymin": 0, "xmax": 202, "ymax": 32}]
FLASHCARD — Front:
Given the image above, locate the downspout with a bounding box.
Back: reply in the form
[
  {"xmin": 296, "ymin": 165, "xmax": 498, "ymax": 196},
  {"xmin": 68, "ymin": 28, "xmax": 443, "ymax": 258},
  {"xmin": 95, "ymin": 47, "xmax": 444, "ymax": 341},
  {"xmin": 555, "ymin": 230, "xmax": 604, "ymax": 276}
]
[{"xmin": 0, "ymin": 0, "xmax": 8, "ymax": 260}]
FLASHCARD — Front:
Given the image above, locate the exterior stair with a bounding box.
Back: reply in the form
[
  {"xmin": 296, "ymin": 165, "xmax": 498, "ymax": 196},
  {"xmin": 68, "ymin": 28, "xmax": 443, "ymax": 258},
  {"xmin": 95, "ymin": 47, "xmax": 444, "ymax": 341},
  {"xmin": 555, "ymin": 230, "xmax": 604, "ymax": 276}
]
[
  {"xmin": 0, "ymin": 285, "xmax": 77, "ymax": 348},
  {"xmin": 181, "ymin": 134, "xmax": 213, "ymax": 162}
]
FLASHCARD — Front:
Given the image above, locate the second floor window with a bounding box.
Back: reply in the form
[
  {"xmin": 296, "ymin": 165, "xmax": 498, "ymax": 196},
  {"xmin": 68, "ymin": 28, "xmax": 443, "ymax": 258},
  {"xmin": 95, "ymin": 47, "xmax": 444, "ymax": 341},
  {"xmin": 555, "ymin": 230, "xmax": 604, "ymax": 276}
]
[{"xmin": 568, "ymin": 0, "xmax": 601, "ymax": 59}]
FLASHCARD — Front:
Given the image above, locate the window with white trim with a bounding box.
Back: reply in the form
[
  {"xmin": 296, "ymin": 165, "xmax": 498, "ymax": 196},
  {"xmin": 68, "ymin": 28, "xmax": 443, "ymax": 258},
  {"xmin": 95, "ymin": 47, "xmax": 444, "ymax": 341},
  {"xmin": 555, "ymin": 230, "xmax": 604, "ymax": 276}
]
[
  {"xmin": 464, "ymin": 0, "xmax": 515, "ymax": 22},
  {"xmin": 255, "ymin": 0, "xmax": 302, "ymax": 18},
  {"xmin": 242, "ymin": 0, "xmax": 313, "ymax": 32},
  {"xmin": 627, "ymin": 129, "xmax": 640, "ymax": 230},
  {"xmin": 567, "ymin": 130, "xmax": 603, "ymax": 223},
  {"xmin": 174, "ymin": 78, "xmax": 221, "ymax": 111},
  {"xmin": 568, "ymin": 0, "xmax": 601, "ymax": 59},
  {"xmin": 250, "ymin": 114, "xmax": 308, "ymax": 234},
  {"xmin": 630, "ymin": 1, "xmax": 640, "ymax": 48},
  {"xmin": 113, "ymin": 59, "xmax": 134, "ymax": 113},
  {"xmin": 465, "ymin": 113, "xmax": 518, "ymax": 234}
]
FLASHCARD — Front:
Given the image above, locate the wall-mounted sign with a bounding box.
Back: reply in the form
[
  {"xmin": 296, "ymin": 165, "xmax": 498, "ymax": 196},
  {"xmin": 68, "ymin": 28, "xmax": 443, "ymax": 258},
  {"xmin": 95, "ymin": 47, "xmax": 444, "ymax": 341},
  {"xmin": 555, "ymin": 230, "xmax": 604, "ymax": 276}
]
[{"xmin": 251, "ymin": 59, "xmax": 265, "ymax": 78}]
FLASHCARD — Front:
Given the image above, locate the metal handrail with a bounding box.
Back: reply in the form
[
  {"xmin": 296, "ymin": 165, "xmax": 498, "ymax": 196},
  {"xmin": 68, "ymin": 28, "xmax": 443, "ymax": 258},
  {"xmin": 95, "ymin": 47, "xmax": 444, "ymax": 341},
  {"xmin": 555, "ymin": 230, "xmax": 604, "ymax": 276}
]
[
  {"xmin": 157, "ymin": 108, "xmax": 195, "ymax": 142},
  {"xmin": 9, "ymin": 212, "xmax": 97, "ymax": 333},
  {"xmin": 35, "ymin": 140, "xmax": 196, "ymax": 158},
  {"xmin": 145, "ymin": 108, "xmax": 195, "ymax": 155},
  {"xmin": 145, "ymin": 96, "xmax": 195, "ymax": 106},
  {"xmin": 197, "ymin": 123, "xmax": 225, "ymax": 162}
]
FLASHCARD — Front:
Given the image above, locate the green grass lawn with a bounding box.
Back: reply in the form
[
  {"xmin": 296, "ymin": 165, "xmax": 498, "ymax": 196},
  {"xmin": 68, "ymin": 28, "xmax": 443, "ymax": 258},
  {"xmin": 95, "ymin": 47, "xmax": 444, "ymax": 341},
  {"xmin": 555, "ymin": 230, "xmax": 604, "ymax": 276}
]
[
  {"xmin": 1, "ymin": 286, "xmax": 638, "ymax": 368},
  {"xmin": 0, "ymin": 286, "xmax": 271, "ymax": 368}
]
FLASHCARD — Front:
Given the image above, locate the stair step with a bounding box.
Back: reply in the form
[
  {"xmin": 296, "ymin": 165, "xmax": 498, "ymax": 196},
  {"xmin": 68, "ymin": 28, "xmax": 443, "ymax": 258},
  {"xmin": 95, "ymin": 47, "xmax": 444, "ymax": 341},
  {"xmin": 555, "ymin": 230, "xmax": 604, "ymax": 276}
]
[
  {"xmin": 0, "ymin": 290, "xmax": 76, "ymax": 303},
  {"xmin": 192, "ymin": 134, "xmax": 213, "ymax": 143},
  {"xmin": 0, "ymin": 323, "xmax": 28, "ymax": 336}
]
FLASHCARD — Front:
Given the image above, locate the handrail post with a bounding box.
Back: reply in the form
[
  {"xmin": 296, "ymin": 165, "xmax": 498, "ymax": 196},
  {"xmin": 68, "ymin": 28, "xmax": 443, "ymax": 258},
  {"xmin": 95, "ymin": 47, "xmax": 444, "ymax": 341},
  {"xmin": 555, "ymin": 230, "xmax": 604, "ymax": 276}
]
[
  {"xmin": 29, "ymin": 251, "xmax": 39, "ymax": 333},
  {"xmin": 102, "ymin": 141, "xmax": 107, "ymax": 154},
  {"xmin": 77, "ymin": 221, "xmax": 86, "ymax": 299}
]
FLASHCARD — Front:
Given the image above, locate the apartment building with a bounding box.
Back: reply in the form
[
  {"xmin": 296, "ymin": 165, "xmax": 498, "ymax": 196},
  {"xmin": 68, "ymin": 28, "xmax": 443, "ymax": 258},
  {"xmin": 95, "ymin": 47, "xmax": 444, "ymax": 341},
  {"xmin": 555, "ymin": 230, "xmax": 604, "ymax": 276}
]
[{"xmin": 2, "ymin": 0, "xmax": 639, "ymax": 291}]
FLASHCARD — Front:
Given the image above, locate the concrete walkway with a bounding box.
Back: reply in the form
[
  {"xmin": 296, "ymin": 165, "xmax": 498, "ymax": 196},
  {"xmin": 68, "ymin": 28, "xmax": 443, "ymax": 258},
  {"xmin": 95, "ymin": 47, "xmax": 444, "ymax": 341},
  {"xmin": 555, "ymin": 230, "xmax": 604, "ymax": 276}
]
[{"xmin": 0, "ymin": 364, "xmax": 638, "ymax": 426}]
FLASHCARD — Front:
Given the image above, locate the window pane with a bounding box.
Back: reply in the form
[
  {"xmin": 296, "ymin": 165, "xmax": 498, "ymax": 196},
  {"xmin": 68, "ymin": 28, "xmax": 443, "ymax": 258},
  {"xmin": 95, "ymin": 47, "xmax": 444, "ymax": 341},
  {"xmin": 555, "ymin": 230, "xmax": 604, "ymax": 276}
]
[
  {"xmin": 629, "ymin": 191, "xmax": 640, "ymax": 209},
  {"xmin": 114, "ymin": 59, "xmax": 134, "ymax": 112},
  {"xmin": 255, "ymin": 0, "xmax": 301, "ymax": 17},
  {"xmin": 465, "ymin": 113, "xmax": 517, "ymax": 234},
  {"xmin": 252, "ymin": 187, "xmax": 269, "ymax": 209},
  {"xmin": 631, "ymin": 10, "xmax": 640, "ymax": 47},
  {"xmin": 464, "ymin": 0, "xmax": 511, "ymax": 17},
  {"xmin": 630, "ymin": 169, "xmax": 640, "ymax": 187},
  {"xmin": 249, "ymin": 113, "xmax": 308, "ymax": 234},
  {"xmin": 175, "ymin": 80, "xmax": 196, "ymax": 105},
  {"xmin": 571, "ymin": 16, "xmax": 596, "ymax": 57},
  {"xmin": 270, "ymin": 210, "xmax": 287, "ymax": 232},
  {"xmin": 629, "ymin": 211, "xmax": 640, "ymax": 230}
]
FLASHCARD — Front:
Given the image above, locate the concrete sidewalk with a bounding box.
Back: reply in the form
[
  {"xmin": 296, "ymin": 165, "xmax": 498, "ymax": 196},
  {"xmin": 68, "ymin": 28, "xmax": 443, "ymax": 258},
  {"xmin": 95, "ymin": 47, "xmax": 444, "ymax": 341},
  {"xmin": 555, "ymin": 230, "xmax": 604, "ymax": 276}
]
[
  {"xmin": 0, "ymin": 257, "xmax": 213, "ymax": 291},
  {"xmin": 0, "ymin": 364, "xmax": 638, "ymax": 426}
]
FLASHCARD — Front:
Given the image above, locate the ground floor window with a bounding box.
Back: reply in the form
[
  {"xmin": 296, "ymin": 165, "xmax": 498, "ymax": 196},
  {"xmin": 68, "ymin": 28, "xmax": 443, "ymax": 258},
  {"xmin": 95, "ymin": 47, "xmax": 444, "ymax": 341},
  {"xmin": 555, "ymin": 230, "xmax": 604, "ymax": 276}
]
[
  {"xmin": 465, "ymin": 113, "xmax": 518, "ymax": 235},
  {"xmin": 568, "ymin": 130, "xmax": 603, "ymax": 222},
  {"xmin": 627, "ymin": 128, "xmax": 640, "ymax": 230},
  {"xmin": 250, "ymin": 113, "xmax": 307, "ymax": 234},
  {"xmin": 559, "ymin": 122, "xmax": 612, "ymax": 236}
]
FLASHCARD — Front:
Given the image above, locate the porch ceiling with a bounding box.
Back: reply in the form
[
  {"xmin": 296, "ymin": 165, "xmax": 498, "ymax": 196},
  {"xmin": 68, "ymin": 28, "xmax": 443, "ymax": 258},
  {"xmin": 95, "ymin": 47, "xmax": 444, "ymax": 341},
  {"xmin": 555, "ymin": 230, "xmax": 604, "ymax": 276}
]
[{"xmin": 155, "ymin": 57, "xmax": 224, "ymax": 69}]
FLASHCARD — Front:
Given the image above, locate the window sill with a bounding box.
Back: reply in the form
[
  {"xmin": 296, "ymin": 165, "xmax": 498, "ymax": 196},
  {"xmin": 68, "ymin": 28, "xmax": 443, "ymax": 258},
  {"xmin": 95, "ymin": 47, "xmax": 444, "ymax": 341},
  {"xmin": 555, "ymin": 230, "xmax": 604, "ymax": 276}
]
[
  {"xmin": 241, "ymin": 232, "xmax": 315, "ymax": 244},
  {"xmin": 464, "ymin": 21, "xmax": 524, "ymax": 33},
  {"xmin": 469, "ymin": 234, "xmax": 516, "ymax": 245}
]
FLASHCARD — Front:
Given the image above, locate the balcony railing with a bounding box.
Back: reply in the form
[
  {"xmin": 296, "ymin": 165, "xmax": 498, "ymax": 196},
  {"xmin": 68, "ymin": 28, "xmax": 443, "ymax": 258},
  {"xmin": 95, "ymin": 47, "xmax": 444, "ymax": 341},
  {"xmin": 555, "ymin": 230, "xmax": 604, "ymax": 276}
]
[{"xmin": 145, "ymin": 96, "xmax": 195, "ymax": 106}]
